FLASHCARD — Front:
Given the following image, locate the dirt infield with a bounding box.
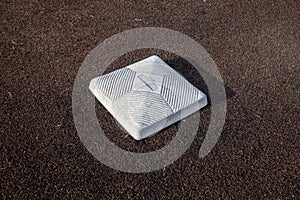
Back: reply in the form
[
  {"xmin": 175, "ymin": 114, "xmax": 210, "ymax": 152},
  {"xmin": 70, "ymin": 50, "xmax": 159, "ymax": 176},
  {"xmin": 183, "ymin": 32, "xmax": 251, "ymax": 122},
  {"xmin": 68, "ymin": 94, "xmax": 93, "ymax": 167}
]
[{"xmin": 1, "ymin": 0, "xmax": 299, "ymax": 199}]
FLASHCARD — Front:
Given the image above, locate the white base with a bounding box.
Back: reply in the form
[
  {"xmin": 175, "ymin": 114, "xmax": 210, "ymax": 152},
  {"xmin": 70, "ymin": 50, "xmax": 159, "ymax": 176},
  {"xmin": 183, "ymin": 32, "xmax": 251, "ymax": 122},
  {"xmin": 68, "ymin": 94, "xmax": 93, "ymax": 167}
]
[{"xmin": 89, "ymin": 55, "xmax": 207, "ymax": 140}]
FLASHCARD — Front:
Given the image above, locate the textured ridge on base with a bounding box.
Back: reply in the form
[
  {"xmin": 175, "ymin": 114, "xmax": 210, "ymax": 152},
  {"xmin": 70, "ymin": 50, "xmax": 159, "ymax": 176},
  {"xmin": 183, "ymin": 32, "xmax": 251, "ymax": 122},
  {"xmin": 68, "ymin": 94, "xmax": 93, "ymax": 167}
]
[{"xmin": 96, "ymin": 68, "xmax": 136, "ymax": 102}]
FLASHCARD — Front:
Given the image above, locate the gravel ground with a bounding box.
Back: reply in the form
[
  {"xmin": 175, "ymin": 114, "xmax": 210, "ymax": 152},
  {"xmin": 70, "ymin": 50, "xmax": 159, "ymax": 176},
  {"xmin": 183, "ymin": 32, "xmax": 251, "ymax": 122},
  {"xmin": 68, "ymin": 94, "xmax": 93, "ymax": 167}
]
[{"xmin": 1, "ymin": 0, "xmax": 299, "ymax": 199}]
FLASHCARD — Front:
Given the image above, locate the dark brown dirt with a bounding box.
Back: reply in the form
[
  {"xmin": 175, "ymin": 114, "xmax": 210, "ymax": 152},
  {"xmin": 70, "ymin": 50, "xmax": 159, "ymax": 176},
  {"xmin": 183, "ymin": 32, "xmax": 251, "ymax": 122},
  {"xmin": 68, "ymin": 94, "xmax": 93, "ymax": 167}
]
[{"xmin": 1, "ymin": 0, "xmax": 299, "ymax": 199}]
